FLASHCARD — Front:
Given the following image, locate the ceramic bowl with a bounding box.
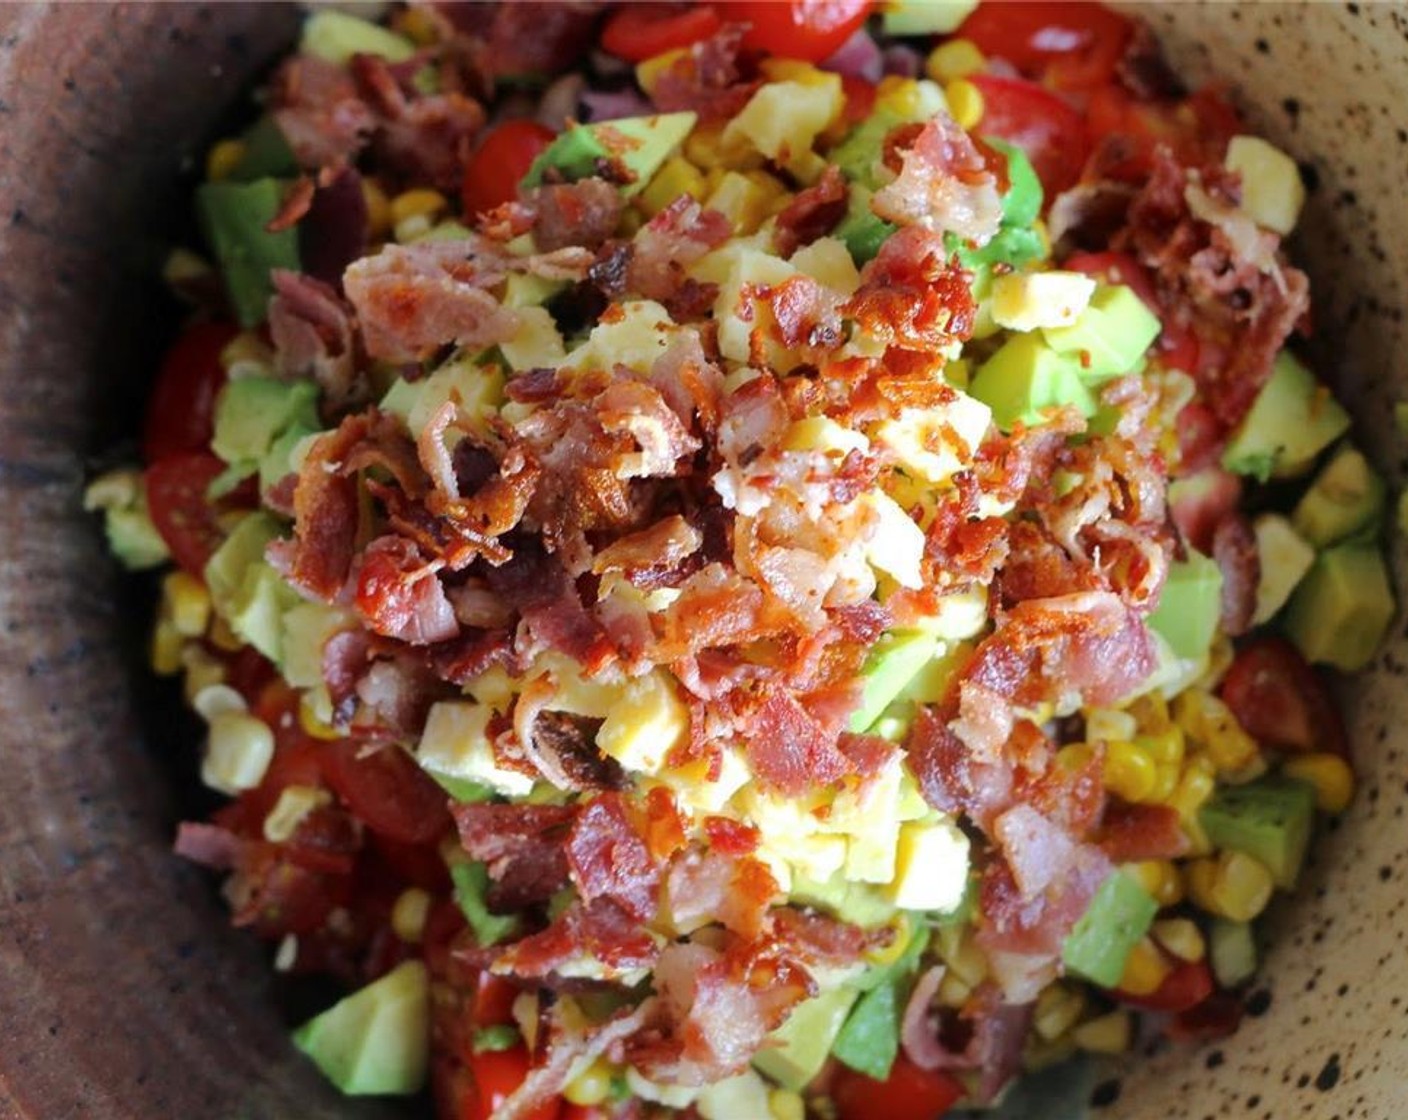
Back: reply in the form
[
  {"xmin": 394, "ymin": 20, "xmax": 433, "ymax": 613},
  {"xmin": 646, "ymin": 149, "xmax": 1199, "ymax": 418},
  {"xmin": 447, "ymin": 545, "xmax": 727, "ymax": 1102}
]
[{"xmin": 0, "ymin": 4, "xmax": 1403, "ymax": 1118}]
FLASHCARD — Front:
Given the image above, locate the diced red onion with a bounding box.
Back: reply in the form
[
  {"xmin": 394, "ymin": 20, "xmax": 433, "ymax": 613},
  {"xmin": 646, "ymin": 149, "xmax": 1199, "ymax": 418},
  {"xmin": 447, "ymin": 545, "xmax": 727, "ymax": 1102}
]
[{"xmin": 820, "ymin": 28, "xmax": 883, "ymax": 82}]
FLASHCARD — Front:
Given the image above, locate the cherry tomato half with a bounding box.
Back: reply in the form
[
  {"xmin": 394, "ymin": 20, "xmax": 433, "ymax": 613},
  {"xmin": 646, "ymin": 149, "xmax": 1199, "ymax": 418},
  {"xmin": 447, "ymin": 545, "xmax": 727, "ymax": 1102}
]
[
  {"xmin": 143, "ymin": 321, "xmax": 238, "ymax": 464},
  {"xmin": 462, "ymin": 1047, "xmax": 562, "ymax": 1120},
  {"xmin": 969, "ymin": 74, "xmax": 1089, "ymax": 198},
  {"xmin": 462, "ymin": 120, "xmax": 557, "ymax": 217},
  {"xmin": 727, "ymin": 0, "xmax": 872, "ymax": 63},
  {"xmin": 832, "ymin": 1054, "xmax": 965, "ymax": 1120},
  {"xmin": 322, "ymin": 739, "xmax": 454, "ymax": 845},
  {"xmin": 145, "ymin": 452, "xmax": 229, "ymax": 576},
  {"xmin": 1219, "ymin": 637, "xmax": 1349, "ymax": 758},
  {"xmin": 1117, "ymin": 958, "xmax": 1215, "ymax": 1014},
  {"xmin": 600, "ymin": 3, "xmax": 721, "ymax": 62},
  {"xmin": 957, "ymin": 1, "xmax": 1133, "ymax": 92}
]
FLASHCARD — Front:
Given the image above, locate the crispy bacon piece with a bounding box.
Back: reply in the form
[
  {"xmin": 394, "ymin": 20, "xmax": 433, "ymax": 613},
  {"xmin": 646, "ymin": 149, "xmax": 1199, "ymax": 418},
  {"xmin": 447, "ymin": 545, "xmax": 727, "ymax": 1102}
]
[
  {"xmin": 567, "ymin": 793, "xmax": 662, "ymax": 923},
  {"xmin": 353, "ymin": 536, "xmax": 458, "ymax": 646},
  {"xmin": 528, "ymin": 177, "xmax": 626, "ymax": 253},
  {"xmin": 268, "ymin": 269, "xmax": 363, "ymax": 410},
  {"xmin": 591, "ymin": 514, "xmax": 703, "ymax": 581},
  {"xmin": 492, "ymin": 897, "xmax": 659, "ymax": 979},
  {"xmin": 871, "ymin": 112, "xmax": 1003, "ymax": 244},
  {"xmin": 649, "ymin": 24, "xmax": 758, "ymax": 121},
  {"xmin": 773, "ymin": 164, "xmax": 848, "ymax": 258},
  {"xmin": 452, "ymin": 802, "xmax": 576, "ymax": 910},
  {"xmin": 1097, "ymin": 802, "xmax": 1190, "ymax": 863},
  {"xmin": 762, "ymin": 275, "xmax": 844, "ymax": 355},
  {"xmin": 1212, "ymin": 512, "xmax": 1259, "ymax": 637},
  {"xmin": 738, "ymin": 691, "xmax": 853, "ymax": 796},
  {"xmin": 276, "ymin": 414, "xmax": 370, "ymax": 601},
  {"xmin": 486, "ymin": 542, "xmax": 616, "ymax": 672},
  {"xmin": 627, "ymin": 195, "xmax": 732, "ymax": 302},
  {"xmin": 843, "ymin": 227, "xmax": 977, "ymax": 353},
  {"xmin": 665, "ymin": 849, "xmax": 778, "ymax": 939},
  {"xmin": 270, "ymin": 54, "xmax": 377, "ymax": 170}
]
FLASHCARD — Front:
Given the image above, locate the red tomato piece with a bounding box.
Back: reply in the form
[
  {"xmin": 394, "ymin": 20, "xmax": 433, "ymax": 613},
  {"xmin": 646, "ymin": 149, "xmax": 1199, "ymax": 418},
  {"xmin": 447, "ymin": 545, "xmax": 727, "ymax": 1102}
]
[
  {"xmin": 143, "ymin": 321, "xmax": 238, "ymax": 464},
  {"xmin": 1172, "ymin": 401, "xmax": 1225, "ymax": 475},
  {"xmin": 968, "ymin": 75, "xmax": 1090, "ymax": 198},
  {"xmin": 462, "ymin": 120, "xmax": 557, "ymax": 217},
  {"xmin": 726, "ymin": 0, "xmax": 872, "ymax": 63},
  {"xmin": 1167, "ymin": 990, "xmax": 1245, "ymax": 1042},
  {"xmin": 1117, "ymin": 958, "xmax": 1215, "ymax": 1013},
  {"xmin": 840, "ymin": 72, "xmax": 877, "ymax": 124},
  {"xmin": 832, "ymin": 1054, "xmax": 965, "ymax": 1120},
  {"xmin": 1060, "ymin": 250, "xmax": 1157, "ymax": 308},
  {"xmin": 1219, "ymin": 637, "xmax": 1349, "ymax": 757},
  {"xmin": 472, "ymin": 971, "xmax": 522, "ymax": 1028},
  {"xmin": 322, "ymin": 739, "xmax": 454, "ymax": 845},
  {"xmin": 144, "ymin": 452, "xmax": 229, "ymax": 576},
  {"xmin": 600, "ymin": 3, "xmax": 721, "ymax": 62},
  {"xmin": 562, "ymin": 1107, "xmax": 610, "ymax": 1120},
  {"xmin": 957, "ymin": 1, "xmax": 1133, "ymax": 91},
  {"xmin": 464, "ymin": 1047, "xmax": 561, "ymax": 1120}
]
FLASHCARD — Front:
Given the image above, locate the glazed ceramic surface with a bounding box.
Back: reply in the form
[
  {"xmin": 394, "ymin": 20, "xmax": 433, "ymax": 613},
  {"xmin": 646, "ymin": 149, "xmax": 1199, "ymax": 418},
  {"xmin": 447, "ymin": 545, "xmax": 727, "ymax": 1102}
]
[{"xmin": 0, "ymin": 4, "xmax": 1404, "ymax": 1119}]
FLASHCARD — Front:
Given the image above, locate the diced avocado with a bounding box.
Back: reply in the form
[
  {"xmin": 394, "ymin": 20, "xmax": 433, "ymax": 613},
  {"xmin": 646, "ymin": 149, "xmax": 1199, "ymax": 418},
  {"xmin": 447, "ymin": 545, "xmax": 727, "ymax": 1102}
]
[
  {"xmin": 882, "ymin": 0, "xmax": 979, "ymax": 36},
  {"xmin": 986, "ymin": 138, "xmax": 1043, "ymax": 230},
  {"xmin": 832, "ymin": 978, "xmax": 902, "ymax": 1080},
  {"xmin": 1209, "ymin": 918, "xmax": 1258, "ymax": 989},
  {"xmin": 1291, "ymin": 444, "xmax": 1386, "ymax": 547},
  {"xmin": 293, "ymin": 960, "xmax": 429, "ymax": 1096},
  {"xmin": 849, "ymin": 630, "xmax": 942, "ymax": 733},
  {"xmin": 791, "ymin": 873, "xmax": 899, "ymax": 930},
  {"xmin": 753, "ymin": 985, "xmax": 859, "ymax": 1091},
  {"xmin": 301, "ymin": 9, "xmax": 416, "ymax": 66},
  {"xmin": 450, "ymin": 861, "xmax": 520, "ymax": 947},
  {"xmin": 696, "ymin": 1071, "xmax": 774, "ymax": 1120},
  {"xmin": 954, "ymin": 223, "xmax": 1047, "ymax": 272},
  {"xmin": 84, "ymin": 468, "xmax": 170, "ymax": 570},
  {"xmin": 1225, "ymin": 135, "xmax": 1304, "ymax": 236},
  {"xmin": 378, "ymin": 376, "xmax": 423, "ymax": 422},
  {"xmin": 837, "ymin": 186, "xmax": 896, "ymax": 264},
  {"xmin": 259, "ymin": 422, "xmax": 317, "ymax": 494},
  {"xmin": 228, "ymin": 115, "xmax": 299, "ymax": 182},
  {"xmin": 1200, "ymin": 776, "xmax": 1316, "ymax": 891},
  {"xmin": 1221, "ymin": 351, "xmax": 1350, "ymax": 481},
  {"xmin": 1282, "ymin": 543, "xmax": 1396, "ymax": 672},
  {"xmin": 889, "ymin": 818, "xmax": 969, "ymax": 912},
  {"xmin": 204, "ymin": 512, "xmax": 299, "ymax": 662},
  {"xmin": 197, "ymin": 179, "xmax": 301, "ymax": 327},
  {"xmin": 831, "ymin": 110, "xmax": 908, "ymax": 189},
  {"xmin": 211, "ymin": 376, "xmax": 320, "ymax": 466},
  {"xmin": 1042, "ymin": 283, "xmax": 1161, "ymax": 383},
  {"xmin": 523, "ymin": 112, "xmax": 697, "ymax": 198},
  {"xmin": 503, "ymin": 272, "xmax": 566, "ymax": 309},
  {"xmin": 1251, "ymin": 513, "xmax": 1315, "ymax": 625},
  {"xmin": 968, "ymin": 332, "xmax": 1096, "ymax": 431},
  {"xmin": 1061, "ymin": 871, "xmax": 1158, "ymax": 987},
  {"xmin": 1147, "ymin": 551, "xmax": 1223, "ymax": 661}
]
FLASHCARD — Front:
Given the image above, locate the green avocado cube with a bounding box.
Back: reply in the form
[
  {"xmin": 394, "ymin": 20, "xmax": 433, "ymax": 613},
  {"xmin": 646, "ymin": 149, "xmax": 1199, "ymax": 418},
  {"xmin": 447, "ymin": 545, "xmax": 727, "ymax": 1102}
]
[
  {"xmin": 1251, "ymin": 513, "xmax": 1315, "ymax": 625},
  {"xmin": 953, "ymin": 223, "xmax": 1046, "ymax": 272},
  {"xmin": 1221, "ymin": 350, "xmax": 1350, "ymax": 481},
  {"xmin": 832, "ymin": 978, "xmax": 902, "ymax": 1080},
  {"xmin": 293, "ymin": 960, "xmax": 430, "ymax": 1096},
  {"xmin": 849, "ymin": 630, "xmax": 942, "ymax": 733},
  {"xmin": 228, "ymin": 115, "xmax": 299, "ymax": 182},
  {"xmin": 301, "ymin": 9, "xmax": 416, "ymax": 66},
  {"xmin": 196, "ymin": 179, "xmax": 301, "ymax": 327},
  {"xmin": 1146, "ymin": 551, "xmax": 1223, "ymax": 660},
  {"xmin": 831, "ymin": 110, "xmax": 908, "ymax": 190},
  {"xmin": 1200, "ymin": 776, "xmax": 1316, "ymax": 890},
  {"xmin": 836, "ymin": 186, "xmax": 896, "ymax": 265},
  {"xmin": 1209, "ymin": 918, "xmax": 1257, "ymax": 989},
  {"xmin": 1042, "ymin": 283, "xmax": 1161, "ymax": 383},
  {"xmin": 968, "ymin": 332, "xmax": 1096, "ymax": 431},
  {"xmin": 753, "ymin": 985, "xmax": 859, "ymax": 1091},
  {"xmin": 212, "ymin": 376, "xmax": 320, "ymax": 466},
  {"xmin": 1062, "ymin": 871, "xmax": 1158, "ymax": 987},
  {"xmin": 204, "ymin": 512, "xmax": 299, "ymax": 663},
  {"xmin": 1282, "ymin": 543, "xmax": 1396, "ymax": 672},
  {"xmin": 985, "ymin": 138, "xmax": 1043, "ymax": 230},
  {"xmin": 882, "ymin": 0, "xmax": 979, "ymax": 36},
  {"xmin": 1291, "ymin": 444, "xmax": 1386, "ymax": 547},
  {"xmin": 523, "ymin": 112, "xmax": 697, "ymax": 198}
]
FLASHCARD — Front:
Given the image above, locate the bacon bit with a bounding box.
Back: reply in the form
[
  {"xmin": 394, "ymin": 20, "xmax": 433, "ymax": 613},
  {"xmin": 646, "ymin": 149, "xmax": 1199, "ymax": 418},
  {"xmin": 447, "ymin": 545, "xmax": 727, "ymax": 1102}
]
[
  {"xmin": 872, "ymin": 112, "xmax": 1003, "ymax": 244},
  {"xmin": 566, "ymin": 792, "xmax": 663, "ymax": 923},
  {"xmin": 527, "ymin": 177, "xmax": 626, "ymax": 253},
  {"xmin": 703, "ymin": 816, "xmax": 759, "ymax": 856},
  {"xmin": 270, "ymin": 54, "xmax": 376, "ymax": 171},
  {"xmin": 452, "ymin": 802, "xmax": 575, "ymax": 912},
  {"xmin": 1097, "ymin": 802, "xmax": 1190, "ymax": 863},
  {"xmin": 628, "ymin": 195, "xmax": 732, "ymax": 302},
  {"xmin": 773, "ymin": 164, "xmax": 848, "ymax": 258},
  {"xmin": 843, "ymin": 227, "xmax": 977, "ymax": 353},
  {"xmin": 353, "ymin": 536, "xmax": 457, "ymax": 646},
  {"xmin": 739, "ymin": 691, "xmax": 853, "ymax": 796},
  {"xmin": 642, "ymin": 786, "xmax": 689, "ymax": 863},
  {"xmin": 1212, "ymin": 512, "xmax": 1259, "ymax": 637},
  {"xmin": 649, "ymin": 24, "xmax": 760, "ymax": 122},
  {"xmin": 266, "ymin": 175, "xmax": 317, "ymax": 233},
  {"xmin": 268, "ymin": 269, "xmax": 363, "ymax": 410},
  {"xmin": 763, "ymin": 275, "xmax": 844, "ymax": 353}
]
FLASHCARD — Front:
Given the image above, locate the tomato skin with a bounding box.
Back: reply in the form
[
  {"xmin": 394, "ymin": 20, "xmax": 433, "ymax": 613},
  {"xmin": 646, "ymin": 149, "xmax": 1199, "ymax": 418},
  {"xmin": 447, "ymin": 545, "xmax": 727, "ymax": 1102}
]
[
  {"xmin": 957, "ymin": 1, "xmax": 1133, "ymax": 91},
  {"xmin": 832, "ymin": 1054, "xmax": 965, "ymax": 1120},
  {"xmin": 840, "ymin": 72, "xmax": 877, "ymax": 124},
  {"xmin": 600, "ymin": 3, "xmax": 720, "ymax": 62},
  {"xmin": 1061, "ymin": 250, "xmax": 1156, "ymax": 308},
  {"xmin": 1219, "ymin": 638, "xmax": 1349, "ymax": 758},
  {"xmin": 322, "ymin": 739, "xmax": 454, "ymax": 845},
  {"xmin": 1117, "ymin": 958, "xmax": 1215, "ymax": 1013},
  {"xmin": 472, "ymin": 971, "xmax": 521, "ymax": 1028},
  {"xmin": 463, "ymin": 1047, "xmax": 562, "ymax": 1120},
  {"xmin": 462, "ymin": 120, "xmax": 557, "ymax": 217},
  {"xmin": 145, "ymin": 452, "xmax": 229, "ymax": 576},
  {"xmin": 968, "ymin": 75, "xmax": 1089, "ymax": 198},
  {"xmin": 726, "ymin": 0, "xmax": 872, "ymax": 63},
  {"xmin": 143, "ymin": 322, "xmax": 238, "ymax": 464}
]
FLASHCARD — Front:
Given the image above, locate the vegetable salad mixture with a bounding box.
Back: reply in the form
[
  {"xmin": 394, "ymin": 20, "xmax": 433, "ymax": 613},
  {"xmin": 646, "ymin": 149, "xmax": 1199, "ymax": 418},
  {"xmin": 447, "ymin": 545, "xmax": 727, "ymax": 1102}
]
[{"xmin": 88, "ymin": 2, "xmax": 1398, "ymax": 1118}]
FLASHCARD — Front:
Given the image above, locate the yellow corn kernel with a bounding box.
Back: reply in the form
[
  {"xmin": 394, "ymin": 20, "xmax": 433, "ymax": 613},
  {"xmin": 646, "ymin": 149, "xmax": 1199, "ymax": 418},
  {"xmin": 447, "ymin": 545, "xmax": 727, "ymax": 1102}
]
[
  {"xmin": 1188, "ymin": 851, "xmax": 1275, "ymax": 922},
  {"xmin": 942, "ymin": 932, "xmax": 989, "ymax": 989},
  {"xmin": 163, "ymin": 570, "xmax": 212, "ymax": 638},
  {"xmin": 926, "ymin": 38, "xmax": 986, "ymax": 84},
  {"xmin": 1104, "ymin": 740, "xmax": 1158, "ymax": 803},
  {"xmin": 1129, "ymin": 692, "xmax": 1171, "ymax": 733},
  {"xmin": 206, "ymin": 138, "xmax": 246, "ymax": 182},
  {"xmin": 1057, "ymin": 741, "xmax": 1098, "ymax": 773},
  {"xmin": 1118, "ymin": 938, "xmax": 1172, "ymax": 997},
  {"xmin": 1086, "ymin": 707, "xmax": 1138, "ymax": 744},
  {"xmin": 1183, "ymin": 816, "xmax": 1214, "ymax": 858},
  {"xmin": 759, "ymin": 58, "xmax": 825, "ymax": 85},
  {"xmin": 769, "ymin": 1088, "xmax": 806, "ymax": 1120},
  {"xmin": 390, "ymin": 187, "xmax": 448, "ymax": 227},
  {"xmin": 1283, "ymin": 753, "xmax": 1355, "ymax": 814},
  {"xmin": 1152, "ymin": 918, "xmax": 1206, "ymax": 963},
  {"xmin": 207, "ymin": 613, "xmax": 244, "ymax": 653},
  {"xmin": 638, "ymin": 155, "xmax": 707, "ymax": 217},
  {"xmin": 875, "ymin": 75, "xmax": 922, "ymax": 119},
  {"xmin": 1169, "ymin": 754, "xmax": 1217, "ymax": 818},
  {"xmin": 263, "ymin": 785, "xmax": 332, "ymax": 843},
  {"xmin": 298, "ymin": 693, "xmax": 343, "ymax": 741},
  {"xmin": 1033, "ymin": 983, "xmax": 1086, "ymax": 1042},
  {"xmin": 391, "ymin": 888, "xmax": 430, "ymax": 943},
  {"xmin": 180, "ymin": 645, "xmax": 227, "ymax": 704},
  {"xmin": 1148, "ymin": 760, "xmax": 1181, "ymax": 804},
  {"xmin": 1125, "ymin": 859, "xmax": 1185, "ymax": 908},
  {"xmin": 944, "ymin": 78, "xmax": 985, "ymax": 131},
  {"xmin": 636, "ymin": 47, "xmax": 688, "ymax": 98},
  {"xmin": 150, "ymin": 618, "xmax": 183, "ymax": 676},
  {"xmin": 393, "ymin": 5, "xmax": 441, "ymax": 46},
  {"xmin": 203, "ymin": 711, "xmax": 275, "ymax": 794},
  {"xmin": 1136, "ymin": 725, "xmax": 1185, "ymax": 767},
  {"xmin": 1072, "ymin": 1010, "xmax": 1133, "ymax": 1054},
  {"xmin": 362, "ymin": 178, "xmax": 392, "ymax": 240},
  {"xmin": 863, "ymin": 912, "xmax": 913, "ymax": 967},
  {"xmin": 564, "ymin": 1059, "xmax": 613, "ymax": 1107},
  {"xmin": 937, "ymin": 969, "xmax": 973, "ymax": 1008}
]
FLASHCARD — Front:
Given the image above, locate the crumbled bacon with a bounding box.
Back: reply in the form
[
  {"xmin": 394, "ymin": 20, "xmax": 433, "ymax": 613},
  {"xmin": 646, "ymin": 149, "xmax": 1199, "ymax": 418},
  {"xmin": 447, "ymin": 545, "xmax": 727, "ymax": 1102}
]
[
  {"xmin": 843, "ymin": 227, "xmax": 977, "ymax": 353},
  {"xmin": 353, "ymin": 536, "xmax": 458, "ymax": 645},
  {"xmin": 452, "ymin": 802, "xmax": 576, "ymax": 910},
  {"xmin": 1097, "ymin": 801, "xmax": 1190, "ymax": 863},
  {"xmin": 1211, "ymin": 512, "xmax": 1259, "ymax": 637},
  {"xmin": 492, "ymin": 896, "xmax": 659, "ymax": 980},
  {"xmin": 528, "ymin": 177, "xmax": 626, "ymax": 253},
  {"xmin": 738, "ymin": 691, "xmax": 853, "ymax": 795},
  {"xmin": 269, "ymin": 269, "xmax": 363, "ymax": 409},
  {"xmin": 649, "ymin": 24, "xmax": 759, "ymax": 121},
  {"xmin": 627, "ymin": 196, "xmax": 732, "ymax": 302},
  {"xmin": 567, "ymin": 792, "xmax": 661, "ymax": 923},
  {"xmin": 773, "ymin": 165, "xmax": 849, "ymax": 258},
  {"xmin": 270, "ymin": 54, "xmax": 377, "ymax": 171},
  {"xmin": 871, "ymin": 112, "xmax": 1003, "ymax": 244}
]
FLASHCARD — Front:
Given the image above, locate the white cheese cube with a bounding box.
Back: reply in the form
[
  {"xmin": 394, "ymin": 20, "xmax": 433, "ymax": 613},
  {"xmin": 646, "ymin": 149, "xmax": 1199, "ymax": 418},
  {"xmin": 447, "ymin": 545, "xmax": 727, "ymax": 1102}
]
[
  {"xmin": 1252, "ymin": 512, "xmax": 1316, "ymax": 624},
  {"xmin": 596, "ymin": 670, "xmax": 689, "ymax": 774},
  {"xmin": 864, "ymin": 492, "xmax": 926, "ymax": 590},
  {"xmin": 991, "ymin": 271, "xmax": 1097, "ymax": 333},
  {"xmin": 418, "ymin": 701, "xmax": 534, "ymax": 798},
  {"xmin": 889, "ymin": 818, "xmax": 970, "ymax": 912}
]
